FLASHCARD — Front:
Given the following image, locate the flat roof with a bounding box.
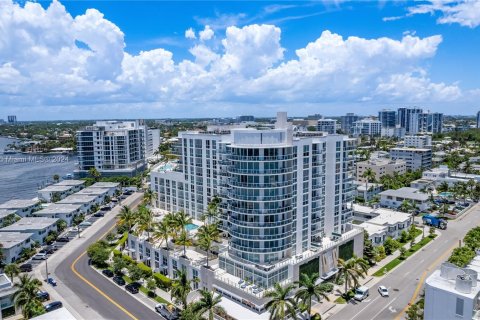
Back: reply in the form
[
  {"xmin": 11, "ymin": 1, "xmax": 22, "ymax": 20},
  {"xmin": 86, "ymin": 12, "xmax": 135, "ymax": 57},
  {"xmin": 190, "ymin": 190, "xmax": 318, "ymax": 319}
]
[
  {"xmin": 89, "ymin": 182, "xmax": 120, "ymax": 188},
  {"xmin": 32, "ymin": 307, "xmax": 77, "ymax": 320},
  {"xmin": 0, "ymin": 199, "xmax": 40, "ymax": 209},
  {"xmin": 359, "ymin": 222, "xmax": 387, "ymax": 236},
  {"xmin": 76, "ymin": 187, "xmax": 110, "ymax": 196},
  {"xmin": 0, "ymin": 209, "xmax": 17, "ymax": 220},
  {"xmin": 0, "ymin": 232, "xmax": 33, "ymax": 249},
  {"xmin": 379, "ymin": 187, "xmax": 429, "ymax": 201},
  {"xmin": 58, "ymin": 194, "xmax": 97, "ymax": 204},
  {"xmin": 34, "ymin": 203, "xmax": 82, "ymax": 215},
  {"xmin": 390, "ymin": 147, "xmax": 431, "ymax": 152},
  {"xmin": 368, "ymin": 209, "xmax": 411, "ymax": 225},
  {"xmin": 0, "ymin": 217, "xmax": 58, "ymax": 232},
  {"xmin": 38, "ymin": 185, "xmax": 72, "ymax": 193},
  {"xmin": 54, "ymin": 180, "xmax": 85, "ymax": 187}
]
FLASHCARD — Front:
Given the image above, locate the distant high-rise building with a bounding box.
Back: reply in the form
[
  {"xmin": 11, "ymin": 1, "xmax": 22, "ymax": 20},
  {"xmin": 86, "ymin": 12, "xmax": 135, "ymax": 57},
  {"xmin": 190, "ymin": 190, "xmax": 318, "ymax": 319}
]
[
  {"xmin": 307, "ymin": 114, "xmax": 323, "ymax": 120},
  {"xmin": 477, "ymin": 111, "xmax": 480, "ymax": 129},
  {"xmin": 7, "ymin": 116, "xmax": 16, "ymax": 124},
  {"xmin": 352, "ymin": 118, "xmax": 382, "ymax": 137},
  {"xmin": 423, "ymin": 112, "xmax": 443, "ymax": 134},
  {"xmin": 75, "ymin": 120, "xmax": 148, "ymax": 178},
  {"xmin": 340, "ymin": 113, "xmax": 360, "ymax": 135},
  {"xmin": 317, "ymin": 119, "xmax": 337, "ymax": 134},
  {"xmin": 397, "ymin": 108, "xmax": 442, "ymax": 134},
  {"xmin": 397, "ymin": 107, "xmax": 423, "ymax": 134},
  {"xmin": 237, "ymin": 115, "xmax": 255, "ymax": 122},
  {"xmin": 378, "ymin": 109, "xmax": 396, "ymax": 128}
]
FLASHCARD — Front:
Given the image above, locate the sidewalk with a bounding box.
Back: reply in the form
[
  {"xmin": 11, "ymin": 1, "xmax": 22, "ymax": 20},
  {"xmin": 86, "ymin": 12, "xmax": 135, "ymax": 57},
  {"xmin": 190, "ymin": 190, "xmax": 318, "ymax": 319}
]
[{"xmin": 313, "ymin": 228, "xmax": 441, "ymax": 319}]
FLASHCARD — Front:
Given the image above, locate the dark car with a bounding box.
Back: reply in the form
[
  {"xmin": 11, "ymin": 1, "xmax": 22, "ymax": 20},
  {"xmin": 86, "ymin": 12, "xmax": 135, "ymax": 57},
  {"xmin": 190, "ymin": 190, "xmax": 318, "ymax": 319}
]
[
  {"xmin": 45, "ymin": 301, "xmax": 62, "ymax": 312},
  {"xmin": 125, "ymin": 282, "xmax": 141, "ymax": 294},
  {"xmin": 94, "ymin": 211, "xmax": 105, "ymax": 217},
  {"xmin": 56, "ymin": 237, "xmax": 70, "ymax": 243},
  {"xmin": 113, "ymin": 276, "xmax": 126, "ymax": 286},
  {"xmin": 37, "ymin": 291, "xmax": 50, "ymax": 302},
  {"xmin": 19, "ymin": 263, "xmax": 32, "ymax": 272},
  {"xmin": 39, "ymin": 248, "xmax": 54, "ymax": 255},
  {"xmin": 100, "ymin": 206, "xmax": 111, "ymax": 211},
  {"xmin": 102, "ymin": 269, "xmax": 114, "ymax": 277},
  {"xmin": 45, "ymin": 245, "xmax": 58, "ymax": 252}
]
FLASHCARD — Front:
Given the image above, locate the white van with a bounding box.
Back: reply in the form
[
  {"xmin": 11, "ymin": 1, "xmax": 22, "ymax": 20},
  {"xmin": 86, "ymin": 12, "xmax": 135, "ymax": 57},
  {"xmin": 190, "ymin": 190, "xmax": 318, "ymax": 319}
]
[{"xmin": 354, "ymin": 286, "xmax": 369, "ymax": 301}]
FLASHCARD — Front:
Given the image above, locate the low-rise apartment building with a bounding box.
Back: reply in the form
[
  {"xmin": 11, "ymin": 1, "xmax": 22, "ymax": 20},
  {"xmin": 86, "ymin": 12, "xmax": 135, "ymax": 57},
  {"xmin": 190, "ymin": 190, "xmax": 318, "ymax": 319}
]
[
  {"xmin": 389, "ymin": 147, "xmax": 432, "ymax": 171},
  {"xmin": 355, "ymin": 182, "xmax": 383, "ymax": 201},
  {"xmin": 0, "ymin": 210, "xmax": 18, "ymax": 227},
  {"xmin": 33, "ymin": 203, "xmax": 83, "ymax": 226},
  {"xmin": 75, "ymin": 187, "xmax": 112, "ymax": 204},
  {"xmin": 425, "ymin": 258, "xmax": 480, "ymax": 320},
  {"xmin": 0, "ymin": 274, "xmax": 18, "ymax": 316},
  {"xmin": 379, "ymin": 187, "xmax": 430, "ymax": 211},
  {"xmin": 37, "ymin": 179, "xmax": 85, "ymax": 202},
  {"xmin": 88, "ymin": 182, "xmax": 121, "ymax": 196},
  {"xmin": 0, "ymin": 232, "xmax": 34, "ymax": 263},
  {"xmin": 0, "ymin": 199, "xmax": 41, "ymax": 217},
  {"xmin": 0, "ymin": 217, "xmax": 59, "ymax": 244},
  {"xmin": 356, "ymin": 158, "xmax": 407, "ymax": 182},
  {"xmin": 57, "ymin": 194, "xmax": 101, "ymax": 213},
  {"xmin": 403, "ymin": 135, "xmax": 432, "ymax": 149}
]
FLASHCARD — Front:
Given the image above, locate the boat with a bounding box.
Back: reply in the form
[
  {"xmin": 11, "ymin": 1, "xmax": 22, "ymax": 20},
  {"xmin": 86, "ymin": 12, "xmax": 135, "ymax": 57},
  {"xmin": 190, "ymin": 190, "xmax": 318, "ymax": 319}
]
[{"xmin": 3, "ymin": 149, "xmax": 17, "ymax": 154}]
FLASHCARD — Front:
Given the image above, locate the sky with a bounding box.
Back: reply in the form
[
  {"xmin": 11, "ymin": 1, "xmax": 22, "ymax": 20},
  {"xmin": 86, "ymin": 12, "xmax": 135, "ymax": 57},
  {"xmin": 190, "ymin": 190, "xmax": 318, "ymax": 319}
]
[{"xmin": 0, "ymin": 0, "xmax": 479, "ymax": 120}]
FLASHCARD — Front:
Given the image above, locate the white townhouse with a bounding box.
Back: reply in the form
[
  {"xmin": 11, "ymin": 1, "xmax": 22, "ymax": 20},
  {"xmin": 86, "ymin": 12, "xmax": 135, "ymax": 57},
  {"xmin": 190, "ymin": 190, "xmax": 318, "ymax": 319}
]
[
  {"xmin": 0, "ymin": 217, "xmax": 59, "ymax": 244},
  {"xmin": 0, "ymin": 199, "xmax": 41, "ymax": 218},
  {"xmin": 57, "ymin": 194, "xmax": 101, "ymax": 213},
  {"xmin": 0, "ymin": 232, "xmax": 34, "ymax": 263},
  {"xmin": 33, "ymin": 203, "xmax": 84, "ymax": 226},
  {"xmin": 379, "ymin": 187, "xmax": 430, "ymax": 211}
]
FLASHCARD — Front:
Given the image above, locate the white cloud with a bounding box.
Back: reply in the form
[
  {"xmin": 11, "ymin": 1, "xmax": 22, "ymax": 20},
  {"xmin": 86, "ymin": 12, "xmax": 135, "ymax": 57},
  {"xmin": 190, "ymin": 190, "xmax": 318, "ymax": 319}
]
[
  {"xmin": 199, "ymin": 25, "xmax": 214, "ymax": 41},
  {"xmin": 0, "ymin": 0, "xmax": 474, "ymax": 119},
  {"xmin": 185, "ymin": 28, "xmax": 196, "ymax": 39},
  {"xmin": 407, "ymin": 0, "xmax": 480, "ymax": 28}
]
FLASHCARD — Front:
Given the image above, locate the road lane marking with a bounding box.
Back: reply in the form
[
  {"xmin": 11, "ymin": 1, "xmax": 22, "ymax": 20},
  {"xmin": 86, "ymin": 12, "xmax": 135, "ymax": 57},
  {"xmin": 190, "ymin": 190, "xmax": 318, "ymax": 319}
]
[
  {"xmin": 350, "ymin": 295, "xmax": 381, "ymax": 320},
  {"xmin": 394, "ymin": 241, "xmax": 458, "ymax": 320},
  {"xmin": 371, "ymin": 296, "xmax": 398, "ymax": 320},
  {"xmin": 71, "ymin": 219, "xmax": 140, "ymax": 320}
]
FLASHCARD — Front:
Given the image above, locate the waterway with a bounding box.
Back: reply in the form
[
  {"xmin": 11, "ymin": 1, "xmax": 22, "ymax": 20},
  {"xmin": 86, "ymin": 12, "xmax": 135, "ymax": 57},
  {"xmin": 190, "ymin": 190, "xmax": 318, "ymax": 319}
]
[{"xmin": 0, "ymin": 137, "xmax": 77, "ymax": 203}]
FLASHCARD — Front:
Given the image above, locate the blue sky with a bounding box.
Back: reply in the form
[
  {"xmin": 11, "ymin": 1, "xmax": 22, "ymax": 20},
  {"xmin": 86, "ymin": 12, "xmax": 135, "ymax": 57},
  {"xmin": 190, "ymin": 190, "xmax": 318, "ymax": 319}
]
[{"xmin": 1, "ymin": 0, "xmax": 480, "ymax": 120}]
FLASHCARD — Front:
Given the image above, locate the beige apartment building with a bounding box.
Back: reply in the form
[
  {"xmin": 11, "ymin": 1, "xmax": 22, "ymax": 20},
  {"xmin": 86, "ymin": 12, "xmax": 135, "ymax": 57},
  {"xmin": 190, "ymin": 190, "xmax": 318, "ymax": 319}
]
[{"xmin": 356, "ymin": 158, "xmax": 407, "ymax": 182}]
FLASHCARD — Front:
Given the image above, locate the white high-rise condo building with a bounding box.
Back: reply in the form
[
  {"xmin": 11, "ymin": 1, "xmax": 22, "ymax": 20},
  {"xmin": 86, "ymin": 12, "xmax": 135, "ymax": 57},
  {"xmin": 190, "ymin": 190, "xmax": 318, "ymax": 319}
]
[
  {"xmin": 147, "ymin": 112, "xmax": 363, "ymax": 312},
  {"xmin": 317, "ymin": 118, "xmax": 337, "ymax": 134},
  {"xmin": 75, "ymin": 120, "xmax": 149, "ymax": 178},
  {"xmin": 340, "ymin": 113, "xmax": 360, "ymax": 135},
  {"xmin": 352, "ymin": 118, "xmax": 382, "ymax": 137},
  {"xmin": 397, "ymin": 107, "xmax": 443, "ymax": 134}
]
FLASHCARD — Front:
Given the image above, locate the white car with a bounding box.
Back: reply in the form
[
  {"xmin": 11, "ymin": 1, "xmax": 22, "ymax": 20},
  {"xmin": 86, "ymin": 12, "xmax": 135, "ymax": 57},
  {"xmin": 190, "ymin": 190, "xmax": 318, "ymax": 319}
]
[
  {"xmin": 32, "ymin": 252, "xmax": 47, "ymax": 260},
  {"xmin": 378, "ymin": 285, "xmax": 389, "ymax": 297}
]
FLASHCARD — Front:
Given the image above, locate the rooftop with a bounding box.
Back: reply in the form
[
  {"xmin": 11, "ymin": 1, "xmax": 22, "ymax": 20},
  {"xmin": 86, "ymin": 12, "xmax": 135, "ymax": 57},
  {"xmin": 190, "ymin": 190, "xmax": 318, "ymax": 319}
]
[
  {"xmin": 0, "ymin": 209, "xmax": 17, "ymax": 220},
  {"xmin": 58, "ymin": 194, "xmax": 98, "ymax": 204},
  {"xmin": 34, "ymin": 203, "xmax": 82, "ymax": 215},
  {"xmin": 54, "ymin": 180, "xmax": 86, "ymax": 187},
  {"xmin": 76, "ymin": 187, "xmax": 111, "ymax": 196},
  {"xmin": 0, "ymin": 232, "xmax": 33, "ymax": 249},
  {"xmin": 89, "ymin": 182, "xmax": 120, "ymax": 189},
  {"xmin": 0, "ymin": 217, "xmax": 58, "ymax": 231},
  {"xmin": 379, "ymin": 187, "xmax": 429, "ymax": 201},
  {"xmin": 368, "ymin": 209, "xmax": 411, "ymax": 225},
  {"xmin": 0, "ymin": 199, "xmax": 40, "ymax": 210},
  {"xmin": 359, "ymin": 222, "xmax": 387, "ymax": 236},
  {"xmin": 38, "ymin": 185, "xmax": 73, "ymax": 193},
  {"xmin": 390, "ymin": 147, "xmax": 431, "ymax": 152}
]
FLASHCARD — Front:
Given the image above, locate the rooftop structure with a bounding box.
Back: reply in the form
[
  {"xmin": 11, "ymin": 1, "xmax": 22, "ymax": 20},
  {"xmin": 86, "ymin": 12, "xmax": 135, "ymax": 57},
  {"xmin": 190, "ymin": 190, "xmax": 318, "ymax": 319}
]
[
  {"xmin": 0, "ymin": 217, "xmax": 59, "ymax": 232},
  {"xmin": 0, "ymin": 232, "xmax": 33, "ymax": 249}
]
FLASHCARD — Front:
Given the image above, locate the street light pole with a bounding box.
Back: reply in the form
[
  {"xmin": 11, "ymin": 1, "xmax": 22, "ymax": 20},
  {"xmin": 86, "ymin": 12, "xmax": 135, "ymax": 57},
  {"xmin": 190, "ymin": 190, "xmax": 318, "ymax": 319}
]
[{"xmin": 45, "ymin": 257, "xmax": 49, "ymax": 282}]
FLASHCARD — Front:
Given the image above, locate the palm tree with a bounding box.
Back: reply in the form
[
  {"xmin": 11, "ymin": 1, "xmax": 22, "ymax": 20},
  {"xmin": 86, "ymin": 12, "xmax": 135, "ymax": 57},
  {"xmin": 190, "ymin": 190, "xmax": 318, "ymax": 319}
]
[
  {"xmin": 294, "ymin": 273, "xmax": 330, "ymax": 319},
  {"xmin": 350, "ymin": 255, "xmax": 369, "ymax": 276},
  {"xmin": 201, "ymin": 196, "xmax": 222, "ymax": 225},
  {"xmin": 192, "ymin": 288, "xmax": 224, "ymax": 320},
  {"xmin": 171, "ymin": 269, "xmax": 193, "ymax": 310},
  {"xmin": 13, "ymin": 274, "xmax": 42, "ymax": 319},
  {"xmin": 88, "ymin": 167, "xmax": 101, "ymax": 182},
  {"xmin": 336, "ymin": 258, "xmax": 367, "ymax": 297},
  {"xmin": 143, "ymin": 188, "xmax": 157, "ymax": 206},
  {"xmin": 399, "ymin": 200, "xmax": 414, "ymax": 213},
  {"xmin": 135, "ymin": 206, "xmax": 154, "ymax": 241},
  {"xmin": 196, "ymin": 224, "xmax": 220, "ymax": 268},
  {"xmin": 52, "ymin": 174, "xmax": 60, "ymax": 183},
  {"xmin": 437, "ymin": 181, "xmax": 449, "ymax": 193},
  {"xmin": 175, "ymin": 211, "xmax": 193, "ymax": 232},
  {"xmin": 117, "ymin": 206, "xmax": 136, "ymax": 232},
  {"xmin": 4, "ymin": 263, "xmax": 20, "ymax": 282},
  {"xmin": 361, "ymin": 168, "xmax": 376, "ymax": 202},
  {"xmin": 264, "ymin": 283, "xmax": 298, "ymax": 320},
  {"xmin": 176, "ymin": 230, "xmax": 192, "ymax": 257},
  {"xmin": 153, "ymin": 220, "xmax": 172, "ymax": 250}
]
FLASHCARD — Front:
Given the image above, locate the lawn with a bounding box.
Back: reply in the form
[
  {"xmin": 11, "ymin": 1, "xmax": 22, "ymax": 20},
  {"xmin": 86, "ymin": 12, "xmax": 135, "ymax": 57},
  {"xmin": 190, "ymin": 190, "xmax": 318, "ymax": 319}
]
[
  {"xmin": 373, "ymin": 235, "xmax": 436, "ymax": 277},
  {"xmin": 121, "ymin": 274, "xmax": 170, "ymax": 304}
]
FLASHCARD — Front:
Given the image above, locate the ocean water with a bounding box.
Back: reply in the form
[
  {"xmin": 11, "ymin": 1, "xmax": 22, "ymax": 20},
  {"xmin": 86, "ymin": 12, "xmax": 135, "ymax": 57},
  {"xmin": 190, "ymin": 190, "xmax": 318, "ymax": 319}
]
[{"xmin": 0, "ymin": 137, "xmax": 77, "ymax": 203}]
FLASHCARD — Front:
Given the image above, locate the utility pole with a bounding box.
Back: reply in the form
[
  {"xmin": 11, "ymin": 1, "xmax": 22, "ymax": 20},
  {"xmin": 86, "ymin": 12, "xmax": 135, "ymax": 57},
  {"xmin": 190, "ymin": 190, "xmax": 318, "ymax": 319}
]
[{"xmin": 45, "ymin": 257, "xmax": 49, "ymax": 282}]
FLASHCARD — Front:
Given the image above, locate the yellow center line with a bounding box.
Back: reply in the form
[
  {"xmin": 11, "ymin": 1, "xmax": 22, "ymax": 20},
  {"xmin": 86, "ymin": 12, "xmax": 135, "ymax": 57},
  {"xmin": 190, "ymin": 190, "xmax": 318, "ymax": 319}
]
[
  {"xmin": 395, "ymin": 241, "xmax": 458, "ymax": 320},
  {"xmin": 70, "ymin": 216, "xmax": 139, "ymax": 320}
]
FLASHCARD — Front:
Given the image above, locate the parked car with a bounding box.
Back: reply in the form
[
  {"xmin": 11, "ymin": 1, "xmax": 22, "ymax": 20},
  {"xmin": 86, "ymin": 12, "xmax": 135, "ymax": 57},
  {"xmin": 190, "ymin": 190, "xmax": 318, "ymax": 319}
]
[
  {"xmin": 378, "ymin": 285, "xmax": 389, "ymax": 297},
  {"xmin": 102, "ymin": 269, "xmax": 114, "ymax": 277},
  {"xmin": 45, "ymin": 245, "xmax": 58, "ymax": 252},
  {"xmin": 37, "ymin": 291, "xmax": 50, "ymax": 301},
  {"xmin": 56, "ymin": 237, "xmax": 70, "ymax": 243},
  {"xmin": 113, "ymin": 276, "xmax": 126, "ymax": 286},
  {"xmin": 155, "ymin": 303, "xmax": 180, "ymax": 320},
  {"xmin": 93, "ymin": 211, "xmax": 105, "ymax": 217},
  {"xmin": 125, "ymin": 282, "xmax": 141, "ymax": 294},
  {"xmin": 19, "ymin": 263, "xmax": 32, "ymax": 272},
  {"xmin": 100, "ymin": 206, "xmax": 111, "ymax": 211},
  {"xmin": 79, "ymin": 221, "xmax": 92, "ymax": 227},
  {"xmin": 32, "ymin": 253, "xmax": 47, "ymax": 260},
  {"xmin": 45, "ymin": 301, "xmax": 62, "ymax": 312},
  {"xmin": 47, "ymin": 277, "xmax": 57, "ymax": 286},
  {"xmin": 39, "ymin": 248, "xmax": 54, "ymax": 255}
]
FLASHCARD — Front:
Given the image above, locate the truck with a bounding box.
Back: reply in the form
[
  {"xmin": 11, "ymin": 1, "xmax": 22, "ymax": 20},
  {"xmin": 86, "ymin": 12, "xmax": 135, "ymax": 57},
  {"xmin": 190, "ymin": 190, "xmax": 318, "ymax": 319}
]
[
  {"xmin": 354, "ymin": 286, "xmax": 369, "ymax": 301},
  {"xmin": 422, "ymin": 214, "xmax": 447, "ymax": 230}
]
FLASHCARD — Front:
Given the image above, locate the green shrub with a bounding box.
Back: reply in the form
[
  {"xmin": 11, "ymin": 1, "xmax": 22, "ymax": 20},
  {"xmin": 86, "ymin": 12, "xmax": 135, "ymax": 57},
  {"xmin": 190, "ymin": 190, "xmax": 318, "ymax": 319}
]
[
  {"xmin": 448, "ymin": 246, "xmax": 475, "ymax": 268},
  {"xmin": 153, "ymin": 272, "xmax": 172, "ymax": 289},
  {"xmin": 122, "ymin": 254, "xmax": 135, "ymax": 265},
  {"xmin": 112, "ymin": 249, "xmax": 122, "ymax": 257},
  {"xmin": 117, "ymin": 232, "xmax": 129, "ymax": 246},
  {"xmin": 138, "ymin": 262, "xmax": 153, "ymax": 277},
  {"xmin": 319, "ymin": 282, "xmax": 334, "ymax": 293}
]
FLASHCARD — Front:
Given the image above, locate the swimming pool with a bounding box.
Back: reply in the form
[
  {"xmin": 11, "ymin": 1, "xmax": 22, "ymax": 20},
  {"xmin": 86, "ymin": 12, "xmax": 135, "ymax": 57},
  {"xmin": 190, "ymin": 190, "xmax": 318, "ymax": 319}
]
[
  {"xmin": 185, "ymin": 223, "xmax": 199, "ymax": 231},
  {"xmin": 156, "ymin": 162, "xmax": 175, "ymax": 173}
]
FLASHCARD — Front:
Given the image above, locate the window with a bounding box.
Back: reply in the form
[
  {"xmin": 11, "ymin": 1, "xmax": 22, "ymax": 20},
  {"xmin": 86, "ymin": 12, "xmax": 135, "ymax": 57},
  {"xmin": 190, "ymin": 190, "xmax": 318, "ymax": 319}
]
[{"xmin": 455, "ymin": 297, "xmax": 464, "ymax": 316}]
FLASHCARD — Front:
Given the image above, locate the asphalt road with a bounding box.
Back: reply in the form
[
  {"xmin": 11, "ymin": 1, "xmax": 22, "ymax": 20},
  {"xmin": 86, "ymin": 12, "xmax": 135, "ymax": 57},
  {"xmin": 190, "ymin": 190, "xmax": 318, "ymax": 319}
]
[
  {"xmin": 330, "ymin": 204, "xmax": 480, "ymax": 320},
  {"xmin": 53, "ymin": 193, "xmax": 162, "ymax": 320}
]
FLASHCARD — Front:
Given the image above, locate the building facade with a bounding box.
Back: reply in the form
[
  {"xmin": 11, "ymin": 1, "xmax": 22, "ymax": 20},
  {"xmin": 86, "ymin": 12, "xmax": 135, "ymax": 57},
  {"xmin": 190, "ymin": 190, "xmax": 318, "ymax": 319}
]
[
  {"xmin": 148, "ymin": 112, "xmax": 363, "ymax": 311},
  {"xmin": 75, "ymin": 120, "xmax": 148, "ymax": 177},
  {"xmin": 378, "ymin": 109, "xmax": 396, "ymax": 129},
  {"xmin": 389, "ymin": 147, "xmax": 432, "ymax": 171},
  {"xmin": 352, "ymin": 119, "xmax": 382, "ymax": 137},
  {"xmin": 340, "ymin": 113, "xmax": 360, "ymax": 135},
  {"xmin": 317, "ymin": 119, "xmax": 337, "ymax": 134},
  {"xmin": 403, "ymin": 135, "xmax": 432, "ymax": 149},
  {"xmin": 356, "ymin": 158, "xmax": 407, "ymax": 182}
]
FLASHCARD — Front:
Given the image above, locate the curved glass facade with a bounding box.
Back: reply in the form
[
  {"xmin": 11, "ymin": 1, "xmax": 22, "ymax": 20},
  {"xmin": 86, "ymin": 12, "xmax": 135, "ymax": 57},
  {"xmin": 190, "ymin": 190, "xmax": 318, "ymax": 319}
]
[{"xmin": 226, "ymin": 146, "xmax": 296, "ymax": 264}]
